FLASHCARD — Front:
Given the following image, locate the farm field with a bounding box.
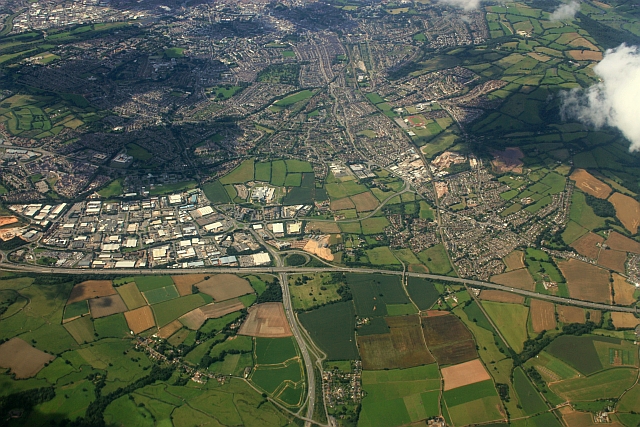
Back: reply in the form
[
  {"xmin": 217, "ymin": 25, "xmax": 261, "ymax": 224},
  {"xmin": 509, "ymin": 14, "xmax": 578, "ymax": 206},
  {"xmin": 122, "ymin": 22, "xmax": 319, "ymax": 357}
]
[
  {"xmin": 88, "ymin": 295, "xmax": 128, "ymax": 318},
  {"xmin": 298, "ymin": 301, "xmax": 359, "ymax": 360},
  {"xmin": 482, "ymin": 301, "xmax": 529, "ymax": 352},
  {"xmin": 357, "ymin": 315, "xmax": 434, "ymax": 370},
  {"xmin": 570, "ymin": 169, "xmax": 612, "ymax": 199},
  {"xmin": 0, "ymin": 337, "xmax": 55, "ymax": 378},
  {"xmin": 479, "ymin": 290, "xmax": 524, "ymax": 304},
  {"xmin": 550, "ymin": 368, "xmax": 637, "ymax": 401},
  {"xmin": 513, "ymin": 367, "xmax": 548, "ymax": 415},
  {"xmin": 530, "ymin": 299, "xmax": 556, "ymax": 333},
  {"xmin": 441, "ymin": 359, "xmax": 491, "ymax": 391},
  {"xmin": 239, "ymin": 302, "xmax": 292, "ymax": 337},
  {"xmin": 490, "ymin": 268, "xmax": 535, "ymax": 291},
  {"xmin": 67, "ymin": 280, "xmax": 116, "ymax": 304},
  {"xmin": 605, "ymin": 231, "xmax": 640, "ymax": 253},
  {"xmin": 151, "ymin": 294, "xmax": 207, "ymax": 327},
  {"xmin": 192, "ymin": 274, "xmax": 255, "ymax": 301},
  {"xmin": 288, "ymin": 273, "xmax": 343, "ymax": 310},
  {"xmin": 116, "ymin": 282, "xmax": 147, "ymax": 310},
  {"xmin": 609, "ymin": 192, "xmax": 640, "ymax": 234},
  {"xmin": 557, "ymin": 305, "xmax": 586, "ymax": 324},
  {"xmin": 347, "ymin": 273, "xmax": 408, "ymax": 317},
  {"xmin": 406, "ymin": 277, "xmax": 440, "ymax": 310},
  {"xmin": 358, "ymin": 364, "xmax": 440, "ymax": 427},
  {"xmin": 422, "ymin": 313, "xmax": 478, "ymax": 366},
  {"xmin": 443, "ymin": 380, "xmax": 503, "ymax": 426},
  {"xmin": 557, "ymin": 259, "xmax": 611, "ymax": 303},
  {"xmin": 124, "ymin": 306, "xmax": 156, "ymax": 334}
]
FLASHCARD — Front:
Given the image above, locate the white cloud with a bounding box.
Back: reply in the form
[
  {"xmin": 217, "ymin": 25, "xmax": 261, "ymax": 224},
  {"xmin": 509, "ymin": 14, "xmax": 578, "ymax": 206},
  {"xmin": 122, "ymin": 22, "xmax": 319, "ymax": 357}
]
[
  {"xmin": 437, "ymin": 0, "xmax": 482, "ymax": 11},
  {"xmin": 561, "ymin": 44, "xmax": 640, "ymax": 151},
  {"xmin": 550, "ymin": 0, "xmax": 581, "ymax": 21}
]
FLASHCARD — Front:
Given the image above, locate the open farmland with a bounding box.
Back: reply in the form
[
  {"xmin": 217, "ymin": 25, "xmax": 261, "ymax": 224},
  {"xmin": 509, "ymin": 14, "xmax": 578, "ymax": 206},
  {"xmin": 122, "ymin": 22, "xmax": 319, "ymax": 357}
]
[
  {"xmin": 348, "ymin": 273, "xmax": 408, "ymax": 317},
  {"xmin": 157, "ymin": 320, "xmax": 182, "ymax": 339},
  {"xmin": 358, "ymin": 364, "xmax": 440, "ymax": 427},
  {"xmin": 557, "ymin": 305, "xmax": 585, "ymax": 323},
  {"xmin": 530, "ymin": 299, "xmax": 556, "ymax": 333},
  {"xmin": 479, "ymin": 290, "xmax": 524, "ymax": 304},
  {"xmin": 116, "ymin": 282, "xmax": 147, "ymax": 310},
  {"xmin": 513, "ymin": 367, "xmax": 548, "ymax": 415},
  {"xmin": 609, "ymin": 192, "xmax": 640, "ymax": 234},
  {"xmin": 571, "ymin": 232, "xmax": 604, "ymax": 259},
  {"xmin": 406, "ymin": 277, "xmax": 440, "ymax": 310},
  {"xmin": 546, "ymin": 335, "xmax": 626, "ymax": 375},
  {"xmin": 605, "ymin": 231, "xmax": 640, "ymax": 253},
  {"xmin": 443, "ymin": 380, "xmax": 503, "ymax": 427},
  {"xmin": 172, "ymin": 274, "xmax": 206, "ymax": 296},
  {"xmin": 124, "ymin": 306, "xmax": 156, "ymax": 334},
  {"xmin": 67, "ymin": 280, "xmax": 116, "ymax": 304},
  {"xmin": 142, "ymin": 285, "xmax": 179, "ymax": 304},
  {"xmin": 597, "ymin": 249, "xmax": 627, "ymax": 273},
  {"xmin": 64, "ymin": 316, "xmax": 96, "ymax": 344},
  {"xmin": 134, "ymin": 276, "xmax": 175, "ymax": 292},
  {"xmin": 357, "ymin": 315, "xmax": 434, "ymax": 370},
  {"xmin": 570, "ymin": 169, "xmax": 612, "ymax": 199},
  {"xmin": 152, "ymin": 294, "xmax": 206, "ymax": 327},
  {"xmin": 421, "ymin": 313, "xmax": 478, "ymax": 365},
  {"xmin": 441, "ymin": 359, "xmax": 491, "ymax": 391},
  {"xmin": 239, "ymin": 302, "xmax": 292, "ymax": 337},
  {"xmin": 558, "ymin": 259, "xmax": 611, "ymax": 303},
  {"xmin": 503, "ymin": 250, "xmax": 525, "ymax": 271},
  {"xmin": 89, "ymin": 295, "xmax": 128, "ymax": 318},
  {"xmin": 490, "ymin": 268, "xmax": 534, "ymax": 290},
  {"xmin": 180, "ymin": 299, "xmax": 244, "ymax": 330},
  {"xmin": 611, "ymin": 312, "xmax": 640, "ymax": 329},
  {"xmin": 193, "ymin": 274, "xmax": 254, "ymax": 301},
  {"xmin": 482, "ymin": 301, "xmax": 529, "ymax": 352},
  {"xmin": 298, "ymin": 301, "xmax": 358, "ymax": 360},
  {"xmin": 0, "ymin": 337, "xmax": 55, "ymax": 378},
  {"xmin": 550, "ymin": 368, "xmax": 637, "ymax": 401},
  {"xmin": 350, "ymin": 191, "xmax": 379, "ymax": 212},
  {"xmin": 612, "ymin": 274, "xmax": 637, "ymax": 306}
]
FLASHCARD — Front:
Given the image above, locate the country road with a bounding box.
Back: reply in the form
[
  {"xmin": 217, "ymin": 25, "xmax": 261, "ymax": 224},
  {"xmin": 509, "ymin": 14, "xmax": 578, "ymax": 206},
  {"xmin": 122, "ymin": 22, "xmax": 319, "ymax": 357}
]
[{"xmin": 1, "ymin": 261, "xmax": 636, "ymax": 313}]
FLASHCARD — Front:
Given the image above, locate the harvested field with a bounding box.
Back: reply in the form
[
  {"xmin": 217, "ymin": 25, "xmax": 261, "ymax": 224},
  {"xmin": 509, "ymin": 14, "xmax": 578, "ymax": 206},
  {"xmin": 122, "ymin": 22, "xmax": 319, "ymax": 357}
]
[
  {"xmin": 609, "ymin": 193, "xmax": 640, "ymax": 234},
  {"xmin": 422, "ymin": 314, "xmax": 477, "ymax": 365},
  {"xmin": 116, "ymin": 282, "xmax": 147, "ymax": 310},
  {"xmin": 124, "ymin": 306, "xmax": 155, "ymax": 334},
  {"xmin": 530, "ymin": 300, "xmax": 556, "ymax": 333},
  {"xmin": 558, "ymin": 259, "xmax": 611, "ymax": 303},
  {"xmin": 239, "ymin": 302, "xmax": 292, "ymax": 337},
  {"xmin": 358, "ymin": 315, "xmax": 435, "ymax": 370},
  {"xmin": 561, "ymin": 407, "xmax": 597, "ymax": 427},
  {"xmin": 194, "ymin": 274, "xmax": 254, "ymax": 301},
  {"xmin": 598, "ymin": 249, "xmax": 627, "ymax": 272},
  {"xmin": 479, "ymin": 290, "xmax": 524, "ymax": 304},
  {"xmin": 570, "ymin": 169, "xmax": 612, "ymax": 199},
  {"xmin": 557, "ymin": 305, "xmax": 585, "ymax": 324},
  {"xmin": 88, "ymin": 295, "xmax": 128, "ymax": 318},
  {"xmin": 172, "ymin": 274, "xmax": 206, "ymax": 296},
  {"xmin": 330, "ymin": 197, "xmax": 355, "ymax": 211},
  {"xmin": 612, "ymin": 274, "xmax": 637, "ymax": 306},
  {"xmin": 67, "ymin": 280, "xmax": 116, "ymax": 304},
  {"xmin": 441, "ymin": 359, "xmax": 491, "ymax": 391},
  {"xmin": 0, "ymin": 337, "xmax": 55, "ymax": 378},
  {"xmin": 611, "ymin": 312, "xmax": 640, "ymax": 329},
  {"xmin": 571, "ymin": 232, "xmax": 604, "ymax": 259},
  {"xmin": 503, "ymin": 250, "xmax": 525, "ymax": 271},
  {"xmin": 157, "ymin": 320, "xmax": 182, "ymax": 339},
  {"xmin": 490, "ymin": 268, "xmax": 534, "ymax": 291},
  {"xmin": 179, "ymin": 308, "xmax": 206, "ymax": 330},
  {"xmin": 304, "ymin": 221, "xmax": 341, "ymax": 234},
  {"xmin": 605, "ymin": 231, "xmax": 640, "ymax": 254},
  {"xmin": 589, "ymin": 310, "xmax": 602, "ymax": 324},
  {"xmin": 350, "ymin": 191, "xmax": 379, "ymax": 212},
  {"xmin": 423, "ymin": 310, "xmax": 450, "ymax": 317},
  {"xmin": 569, "ymin": 37, "xmax": 600, "ymax": 51},
  {"xmin": 180, "ymin": 299, "xmax": 245, "ymax": 330},
  {"xmin": 568, "ymin": 50, "xmax": 603, "ymax": 61}
]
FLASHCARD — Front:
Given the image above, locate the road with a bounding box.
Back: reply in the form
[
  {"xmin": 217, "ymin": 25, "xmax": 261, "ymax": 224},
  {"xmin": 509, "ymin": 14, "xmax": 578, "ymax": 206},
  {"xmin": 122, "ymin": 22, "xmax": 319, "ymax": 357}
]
[{"xmin": 1, "ymin": 260, "xmax": 636, "ymax": 313}]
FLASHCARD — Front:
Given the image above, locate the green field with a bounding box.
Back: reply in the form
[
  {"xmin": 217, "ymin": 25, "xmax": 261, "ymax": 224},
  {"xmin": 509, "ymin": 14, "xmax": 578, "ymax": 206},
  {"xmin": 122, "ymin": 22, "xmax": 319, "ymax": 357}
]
[
  {"xmin": 126, "ymin": 143, "xmax": 152, "ymax": 161},
  {"xmin": 513, "ymin": 367, "xmax": 548, "ymax": 415},
  {"xmin": 482, "ymin": 301, "xmax": 529, "ymax": 353},
  {"xmin": 97, "ymin": 179, "xmax": 123, "ymax": 198},
  {"xmin": 142, "ymin": 285, "xmax": 179, "ymax": 304},
  {"xmin": 255, "ymin": 337, "xmax": 298, "ymax": 365},
  {"xmin": 274, "ymin": 90, "xmax": 315, "ymax": 106},
  {"xmin": 288, "ymin": 273, "xmax": 343, "ymax": 310},
  {"xmin": 545, "ymin": 335, "xmax": 627, "ymax": 375},
  {"xmin": 406, "ymin": 277, "xmax": 440, "ymax": 310},
  {"xmin": 202, "ymin": 180, "xmax": 231, "ymax": 204},
  {"xmin": 220, "ymin": 159, "xmax": 255, "ymax": 184},
  {"xmin": 94, "ymin": 313, "xmax": 130, "ymax": 338},
  {"xmin": 417, "ymin": 244, "xmax": 453, "ymax": 275},
  {"xmin": 443, "ymin": 380, "xmax": 503, "ymax": 426},
  {"xmin": 152, "ymin": 294, "xmax": 207, "ymax": 327},
  {"xmin": 298, "ymin": 301, "xmax": 359, "ymax": 360},
  {"xmin": 134, "ymin": 276, "xmax": 175, "ymax": 292},
  {"xmin": 348, "ymin": 273, "xmax": 409, "ymax": 317},
  {"xmin": 358, "ymin": 365, "xmax": 441, "ymax": 427},
  {"xmin": 366, "ymin": 247, "xmax": 401, "ymax": 265},
  {"xmin": 63, "ymin": 316, "xmax": 96, "ymax": 344},
  {"xmin": 549, "ymin": 367, "xmax": 637, "ymax": 401},
  {"xmin": 64, "ymin": 300, "xmax": 89, "ymax": 319}
]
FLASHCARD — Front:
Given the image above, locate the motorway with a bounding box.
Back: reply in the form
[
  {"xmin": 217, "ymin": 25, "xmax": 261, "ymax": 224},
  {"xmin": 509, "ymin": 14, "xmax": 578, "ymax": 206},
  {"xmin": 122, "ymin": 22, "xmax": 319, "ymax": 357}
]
[{"xmin": 1, "ymin": 260, "xmax": 636, "ymax": 313}]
